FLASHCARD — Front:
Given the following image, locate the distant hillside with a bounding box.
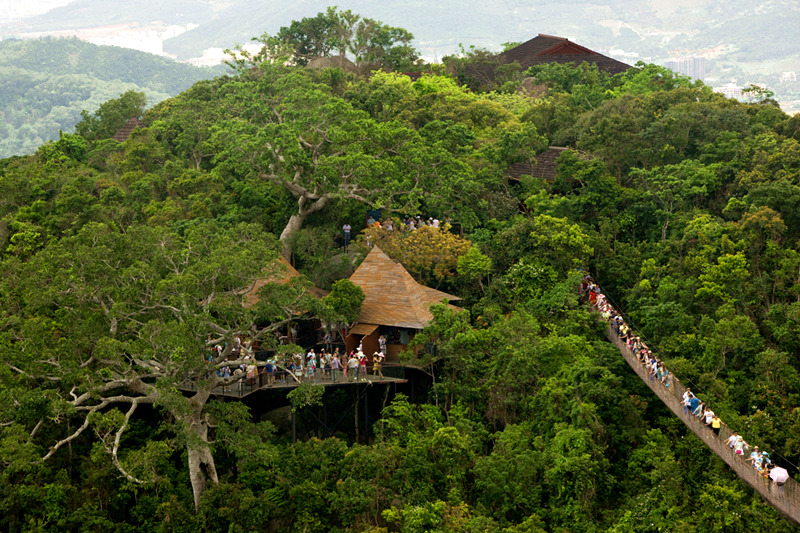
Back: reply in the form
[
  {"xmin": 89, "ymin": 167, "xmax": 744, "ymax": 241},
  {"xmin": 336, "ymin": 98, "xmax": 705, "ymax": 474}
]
[
  {"xmin": 4, "ymin": 0, "xmax": 209, "ymax": 31},
  {"xmin": 9, "ymin": 0, "xmax": 799, "ymax": 67},
  {"xmin": 0, "ymin": 37, "xmax": 226, "ymax": 158},
  {"xmin": 7, "ymin": 0, "xmax": 799, "ymax": 110}
]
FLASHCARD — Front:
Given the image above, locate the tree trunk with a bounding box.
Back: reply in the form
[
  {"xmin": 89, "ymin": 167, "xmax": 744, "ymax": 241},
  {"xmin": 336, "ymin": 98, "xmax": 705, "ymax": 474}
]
[
  {"xmin": 279, "ymin": 213, "xmax": 306, "ymax": 260},
  {"xmin": 184, "ymin": 391, "xmax": 219, "ymax": 510},
  {"xmin": 279, "ymin": 194, "xmax": 331, "ymax": 260}
]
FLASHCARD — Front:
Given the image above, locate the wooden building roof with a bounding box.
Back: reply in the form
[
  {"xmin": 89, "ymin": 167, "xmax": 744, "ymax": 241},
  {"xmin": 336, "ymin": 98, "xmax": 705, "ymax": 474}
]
[
  {"xmin": 499, "ymin": 34, "xmax": 631, "ymax": 75},
  {"xmin": 242, "ymin": 256, "xmax": 327, "ymax": 308},
  {"xmin": 306, "ymin": 55, "xmax": 358, "ymax": 73},
  {"xmin": 507, "ymin": 146, "xmax": 569, "ymax": 182},
  {"xmin": 349, "ymin": 246, "xmax": 460, "ymax": 330},
  {"xmin": 111, "ymin": 117, "xmax": 143, "ymax": 142}
]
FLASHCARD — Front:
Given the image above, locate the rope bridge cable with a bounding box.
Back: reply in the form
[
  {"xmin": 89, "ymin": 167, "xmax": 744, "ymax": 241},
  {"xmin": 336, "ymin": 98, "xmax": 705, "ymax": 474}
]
[
  {"xmin": 589, "ymin": 285, "xmax": 800, "ymax": 524},
  {"xmin": 590, "ymin": 282, "xmax": 800, "ymax": 474}
]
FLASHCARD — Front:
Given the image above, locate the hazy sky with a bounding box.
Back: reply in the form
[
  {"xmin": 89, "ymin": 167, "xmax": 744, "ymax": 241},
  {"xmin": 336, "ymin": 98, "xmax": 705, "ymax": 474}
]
[{"xmin": 0, "ymin": 0, "xmax": 75, "ymax": 22}]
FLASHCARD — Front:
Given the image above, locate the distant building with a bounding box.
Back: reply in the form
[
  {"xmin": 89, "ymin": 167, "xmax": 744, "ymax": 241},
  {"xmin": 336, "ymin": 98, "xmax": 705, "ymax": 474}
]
[
  {"xmin": 15, "ymin": 23, "xmax": 194, "ymax": 58},
  {"xmin": 780, "ymin": 72, "xmax": 797, "ymax": 83},
  {"xmin": 664, "ymin": 56, "xmax": 705, "ymax": 82},
  {"xmin": 111, "ymin": 117, "xmax": 143, "ymax": 142},
  {"xmin": 498, "ymin": 34, "xmax": 632, "ymax": 75},
  {"xmin": 506, "ymin": 146, "xmax": 569, "ymax": 183},
  {"xmin": 464, "ymin": 34, "xmax": 631, "ymax": 88},
  {"xmin": 241, "ymin": 256, "xmax": 328, "ymax": 309},
  {"xmin": 713, "ymin": 83, "xmax": 743, "ymax": 100},
  {"xmin": 306, "ymin": 55, "xmax": 358, "ymax": 74}
]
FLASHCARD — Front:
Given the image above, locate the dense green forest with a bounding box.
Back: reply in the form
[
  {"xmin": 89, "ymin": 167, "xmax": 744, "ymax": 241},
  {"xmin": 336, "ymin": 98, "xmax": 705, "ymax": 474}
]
[
  {"xmin": 1, "ymin": 12, "xmax": 800, "ymax": 532},
  {"xmin": 0, "ymin": 37, "xmax": 225, "ymax": 159}
]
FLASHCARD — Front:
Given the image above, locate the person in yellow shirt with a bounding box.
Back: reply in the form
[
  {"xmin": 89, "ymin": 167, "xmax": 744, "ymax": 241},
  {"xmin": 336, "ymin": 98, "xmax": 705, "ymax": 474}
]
[{"xmin": 708, "ymin": 414, "xmax": 722, "ymax": 437}]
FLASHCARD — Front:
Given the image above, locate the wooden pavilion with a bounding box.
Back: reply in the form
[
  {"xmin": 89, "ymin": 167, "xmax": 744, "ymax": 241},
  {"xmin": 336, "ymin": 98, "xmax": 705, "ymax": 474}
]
[
  {"xmin": 241, "ymin": 256, "xmax": 327, "ymax": 308},
  {"xmin": 241, "ymin": 256, "xmax": 328, "ymax": 347},
  {"xmin": 346, "ymin": 246, "xmax": 460, "ymax": 362},
  {"xmin": 506, "ymin": 146, "xmax": 569, "ymax": 183}
]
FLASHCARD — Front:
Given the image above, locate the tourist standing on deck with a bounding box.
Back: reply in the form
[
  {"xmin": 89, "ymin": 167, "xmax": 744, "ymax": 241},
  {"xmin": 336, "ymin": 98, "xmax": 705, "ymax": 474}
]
[
  {"xmin": 348, "ymin": 353, "xmax": 359, "ymax": 382},
  {"xmin": 343, "ymin": 223, "xmax": 351, "ymax": 250}
]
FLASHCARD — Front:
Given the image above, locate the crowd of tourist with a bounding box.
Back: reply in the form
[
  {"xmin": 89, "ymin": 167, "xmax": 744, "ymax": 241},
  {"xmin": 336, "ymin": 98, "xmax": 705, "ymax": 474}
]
[
  {"xmin": 583, "ymin": 276, "xmax": 791, "ymax": 487},
  {"xmin": 350, "ymin": 214, "xmax": 453, "ymax": 234},
  {"xmin": 265, "ymin": 345, "xmax": 386, "ymax": 385},
  {"xmin": 210, "ymin": 336, "xmax": 388, "ymax": 387}
]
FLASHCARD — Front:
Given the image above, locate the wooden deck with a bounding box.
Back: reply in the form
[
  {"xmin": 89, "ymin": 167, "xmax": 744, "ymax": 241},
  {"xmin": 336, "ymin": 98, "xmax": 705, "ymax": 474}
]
[{"xmin": 179, "ymin": 366, "xmax": 408, "ymax": 399}]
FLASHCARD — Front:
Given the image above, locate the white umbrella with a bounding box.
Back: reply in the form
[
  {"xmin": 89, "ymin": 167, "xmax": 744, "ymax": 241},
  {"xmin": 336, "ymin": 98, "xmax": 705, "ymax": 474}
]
[{"xmin": 770, "ymin": 467, "xmax": 789, "ymax": 484}]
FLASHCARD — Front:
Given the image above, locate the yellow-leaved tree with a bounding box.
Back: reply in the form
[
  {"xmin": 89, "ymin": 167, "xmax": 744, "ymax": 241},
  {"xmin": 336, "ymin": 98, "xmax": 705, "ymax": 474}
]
[{"xmin": 357, "ymin": 222, "xmax": 477, "ymax": 286}]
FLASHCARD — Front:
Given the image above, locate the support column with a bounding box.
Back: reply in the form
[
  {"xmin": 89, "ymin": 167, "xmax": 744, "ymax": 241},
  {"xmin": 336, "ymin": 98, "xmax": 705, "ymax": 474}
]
[
  {"xmin": 291, "ymin": 410, "xmax": 296, "ymax": 444},
  {"xmin": 363, "ymin": 389, "xmax": 369, "ymax": 443},
  {"xmin": 323, "ymin": 393, "xmax": 329, "ymax": 438}
]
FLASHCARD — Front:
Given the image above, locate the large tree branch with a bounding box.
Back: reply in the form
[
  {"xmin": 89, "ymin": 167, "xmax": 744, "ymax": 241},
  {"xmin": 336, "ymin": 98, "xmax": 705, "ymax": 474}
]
[
  {"xmin": 71, "ymin": 379, "xmax": 147, "ymax": 408},
  {"xmin": 257, "ymin": 169, "xmax": 321, "ymax": 201},
  {"xmin": 94, "ymin": 296, "xmax": 118, "ymax": 335},
  {"xmin": 111, "ymin": 399, "xmax": 151, "ymax": 484},
  {"xmin": 337, "ymin": 184, "xmax": 372, "ymax": 205},
  {"xmin": 44, "ymin": 388, "xmax": 157, "ymax": 461},
  {"xmin": 299, "ymin": 193, "xmax": 331, "ymax": 216},
  {"xmin": 42, "ymin": 413, "xmax": 93, "ymax": 461}
]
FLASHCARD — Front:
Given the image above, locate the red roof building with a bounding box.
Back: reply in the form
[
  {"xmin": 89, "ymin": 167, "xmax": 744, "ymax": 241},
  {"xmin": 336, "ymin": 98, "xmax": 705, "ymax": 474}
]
[{"xmin": 499, "ymin": 34, "xmax": 631, "ymax": 75}]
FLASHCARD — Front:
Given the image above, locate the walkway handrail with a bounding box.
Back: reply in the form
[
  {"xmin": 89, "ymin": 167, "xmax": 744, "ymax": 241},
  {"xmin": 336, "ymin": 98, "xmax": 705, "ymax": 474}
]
[
  {"xmin": 608, "ymin": 331, "xmax": 800, "ymax": 524},
  {"xmin": 179, "ymin": 362, "xmax": 408, "ymax": 398}
]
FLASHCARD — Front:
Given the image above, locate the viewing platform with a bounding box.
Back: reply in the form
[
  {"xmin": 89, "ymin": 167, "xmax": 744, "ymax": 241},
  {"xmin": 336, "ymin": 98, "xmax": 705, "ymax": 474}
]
[{"xmin": 179, "ymin": 364, "xmax": 409, "ymax": 399}]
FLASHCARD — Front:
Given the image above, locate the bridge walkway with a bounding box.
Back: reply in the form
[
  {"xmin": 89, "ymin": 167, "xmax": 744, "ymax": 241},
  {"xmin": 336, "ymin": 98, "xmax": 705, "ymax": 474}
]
[{"xmin": 607, "ymin": 330, "xmax": 800, "ymax": 524}]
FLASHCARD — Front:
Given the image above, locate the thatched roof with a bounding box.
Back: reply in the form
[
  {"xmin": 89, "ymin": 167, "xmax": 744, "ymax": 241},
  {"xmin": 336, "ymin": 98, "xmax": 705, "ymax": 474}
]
[
  {"xmin": 507, "ymin": 146, "xmax": 569, "ymax": 182},
  {"xmin": 242, "ymin": 256, "xmax": 327, "ymax": 308},
  {"xmin": 111, "ymin": 117, "xmax": 143, "ymax": 142},
  {"xmin": 306, "ymin": 55, "xmax": 357, "ymax": 73},
  {"xmin": 348, "ymin": 247, "xmax": 460, "ymax": 330}
]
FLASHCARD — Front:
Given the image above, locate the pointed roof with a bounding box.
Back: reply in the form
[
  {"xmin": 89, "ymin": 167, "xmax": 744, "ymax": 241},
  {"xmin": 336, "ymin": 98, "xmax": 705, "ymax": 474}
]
[
  {"xmin": 507, "ymin": 146, "xmax": 569, "ymax": 182},
  {"xmin": 499, "ymin": 34, "xmax": 631, "ymax": 75},
  {"xmin": 349, "ymin": 247, "xmax": 460, "ymax": 330},
  {"xmin": 111, "ymin": 117, "xmax": 143, "ymax": 142},
  {"xmin": 306, "ymin": 55, "xmax": 358, "ymax": 73},
  {"xmin": 242, "ymin": 256, "xmax": 327, "ymax": 308}
]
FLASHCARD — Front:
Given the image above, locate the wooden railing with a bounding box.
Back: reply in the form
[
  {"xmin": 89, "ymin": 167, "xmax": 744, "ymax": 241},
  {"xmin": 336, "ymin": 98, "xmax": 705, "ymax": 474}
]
[
  {"xmin": 180, "ymin": 363, "xmax": 408, "ymax": 398},
  {"xmin": 608, "ymin": 331, "xmax": 800, "ymax": 524}
]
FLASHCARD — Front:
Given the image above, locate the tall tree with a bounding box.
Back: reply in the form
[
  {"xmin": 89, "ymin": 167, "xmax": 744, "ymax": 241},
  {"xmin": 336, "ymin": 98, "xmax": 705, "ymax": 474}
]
[
  {"xmin": 275, "ymin": 7, "xmax": 418, "ymax": 71},
  {"xmin": 75, "ymin": 90, "xmax": 147, "ymax": 141},
  {"xmin": 213, "ymin": 68, "xmax": 473, "ymax": 259},
  {"xmin": 0, "ymin": 221, "xmax": 315, "ymax": 509}
]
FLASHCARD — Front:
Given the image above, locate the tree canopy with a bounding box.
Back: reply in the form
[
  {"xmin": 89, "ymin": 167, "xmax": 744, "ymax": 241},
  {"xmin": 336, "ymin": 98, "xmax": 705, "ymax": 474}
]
[
  {"xmin": 275, "ymin": 6, "xmax": 418, "ymax": 71},
  {"xmin": 1, "ymin": 15, "xmax": 800, "ymax": 532}
]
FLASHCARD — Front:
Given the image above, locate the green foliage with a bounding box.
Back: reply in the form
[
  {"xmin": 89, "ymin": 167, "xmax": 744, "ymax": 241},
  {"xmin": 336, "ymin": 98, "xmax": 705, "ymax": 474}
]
[
  {"xmin": 1, "ymin": 20, "xmax": 799, "ymax": 531},
  {"xmin": 0, "ymin": 37, "xmax": 224, "ymax": 158},
  {"xmin": 321, "ymin": 278, "xmax": 365, "ymax": 325},
  {"xmin": 75, "ymin": 89, "xmax": 147, "ymax": 141},
  {"xmin": 287, "ymin": 383, "xmax": 325, "ymax": 412}
]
